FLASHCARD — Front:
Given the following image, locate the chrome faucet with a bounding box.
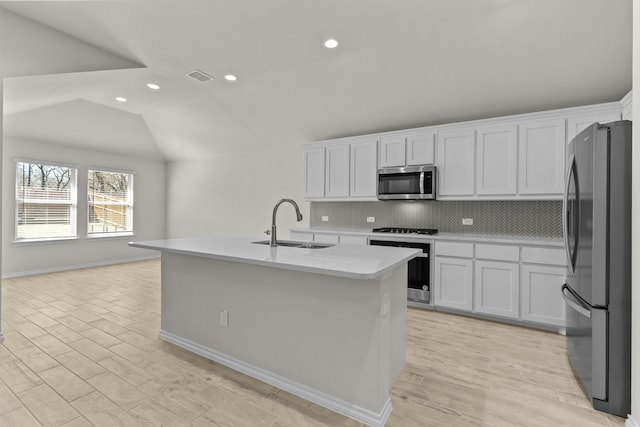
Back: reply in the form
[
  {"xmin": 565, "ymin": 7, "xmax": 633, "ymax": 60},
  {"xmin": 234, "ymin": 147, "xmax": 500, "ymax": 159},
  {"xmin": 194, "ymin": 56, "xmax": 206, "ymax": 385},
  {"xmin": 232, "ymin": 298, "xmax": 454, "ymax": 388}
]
[{"xmin": 269, "ymin": 198, "xmax": 303, "ymax": 247}]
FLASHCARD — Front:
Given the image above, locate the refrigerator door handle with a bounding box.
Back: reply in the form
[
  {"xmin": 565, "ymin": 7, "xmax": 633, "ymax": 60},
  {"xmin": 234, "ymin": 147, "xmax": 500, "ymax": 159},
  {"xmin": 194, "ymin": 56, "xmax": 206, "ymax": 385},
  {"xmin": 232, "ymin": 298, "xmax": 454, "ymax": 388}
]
[
  {"xmin": 561, "ymin": 283, "xmax": 591, "ymax": 318},
  {"xmin": 563, "ymin": 155, "xmax": 579, "ymax": 273},
  {"xmin": 562, "ymin": 162, "xmax": 570, "ymax": 261}
]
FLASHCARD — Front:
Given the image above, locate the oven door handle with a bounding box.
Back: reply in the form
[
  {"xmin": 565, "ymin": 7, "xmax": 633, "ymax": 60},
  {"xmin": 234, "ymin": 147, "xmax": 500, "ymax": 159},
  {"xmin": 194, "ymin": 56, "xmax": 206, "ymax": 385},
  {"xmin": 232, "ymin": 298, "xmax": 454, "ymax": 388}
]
[
  {"xmin": 561, "ymin": 283, "xmax": 591, "ymax": 318},
  {"xmin": 419, "ymin": 172, "xmax": 425, "ymax": 195}
]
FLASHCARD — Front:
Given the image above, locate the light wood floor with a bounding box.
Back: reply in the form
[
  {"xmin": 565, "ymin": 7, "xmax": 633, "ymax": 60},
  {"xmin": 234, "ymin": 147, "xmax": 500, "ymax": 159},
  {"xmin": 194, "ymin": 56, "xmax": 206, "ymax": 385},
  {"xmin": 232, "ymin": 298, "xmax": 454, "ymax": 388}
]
[{"xmin": 0, "ymin": 259, "xmax": 626, "ymax": 427}]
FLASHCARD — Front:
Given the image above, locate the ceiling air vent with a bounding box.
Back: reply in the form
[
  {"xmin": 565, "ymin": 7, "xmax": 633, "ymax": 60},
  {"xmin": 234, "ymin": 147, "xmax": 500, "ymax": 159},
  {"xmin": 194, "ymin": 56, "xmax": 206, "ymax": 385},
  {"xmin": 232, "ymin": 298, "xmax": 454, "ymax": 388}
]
[{"xmin": 185, "ymin": 69, "xmax": 215, "ymax": 82}]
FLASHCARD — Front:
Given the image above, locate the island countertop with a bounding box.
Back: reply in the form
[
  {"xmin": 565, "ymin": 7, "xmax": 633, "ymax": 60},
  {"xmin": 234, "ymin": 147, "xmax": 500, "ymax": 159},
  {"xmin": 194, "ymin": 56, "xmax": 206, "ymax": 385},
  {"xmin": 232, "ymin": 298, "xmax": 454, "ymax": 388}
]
[{"xmin": 129, "ymin": 236, "xmax": 420, "ymax": 280}]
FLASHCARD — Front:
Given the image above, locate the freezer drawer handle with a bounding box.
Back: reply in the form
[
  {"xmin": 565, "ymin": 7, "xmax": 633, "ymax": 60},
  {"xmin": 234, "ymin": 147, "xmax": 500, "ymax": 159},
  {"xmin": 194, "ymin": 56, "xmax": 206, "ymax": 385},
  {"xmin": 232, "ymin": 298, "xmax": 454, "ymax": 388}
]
[{"xmin": 561, "ymin": 284, "xmax": 591, "ymax": 318}]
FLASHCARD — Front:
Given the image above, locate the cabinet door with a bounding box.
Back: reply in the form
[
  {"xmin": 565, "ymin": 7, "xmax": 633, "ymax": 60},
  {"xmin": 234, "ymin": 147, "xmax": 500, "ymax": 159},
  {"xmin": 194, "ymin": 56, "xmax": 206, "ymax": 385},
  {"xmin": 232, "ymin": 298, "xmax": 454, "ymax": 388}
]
[
  {"xmin": 567, "ymin": 111, "xmax": 622, "ymax": 142},
  {"xmin": 437, "ymin": 129, "xmax": 475, "ymax": 196},
  {"xmin": 518, "ymin": 119, "xmax": 565, "ymax": 196},
  {"xmin": 623, "ymin": 100, "xmax": 632, "ymax": 120},
  {"xmin": 476, "ymin": 124, "xmax": 517, "ymax": 196},
  {"xmin": 303, "ymin": 145, "xmax": 325, "ymax": 199},
  {"xmin": 313, "ymin": 233, "xmax": 340, "ymax": 244},
  {"xmin": 379, "ymin": 135, "xmax": 406, "ymax": 167},
  {"xmin": 289, "ymin": 231, "xmax": 313, "ymax": 242},
  {"xmin": 406, "ymin": 131, "xmax": 436, "ymax": 165},
  {"xmin": 434, "ymin": 257, "xmax": 473, "ymax": 311},
  {"xmin": 521, "ymin": 264, "xmax": 567, "ymax": 326},
  {"xmin": 339, "ymin": 235, "xmax": 368, "ymax": 245},
  {"xmin": 350, "ymin": 139, "xmax": 378, "ymax": 198},
  {"xmin": 474, "ymin": 260, "xmax": 519, "ymax": 319},
  {"xmin": 324, "ymin": 143, "xmax": 350, "ymax": 198}
]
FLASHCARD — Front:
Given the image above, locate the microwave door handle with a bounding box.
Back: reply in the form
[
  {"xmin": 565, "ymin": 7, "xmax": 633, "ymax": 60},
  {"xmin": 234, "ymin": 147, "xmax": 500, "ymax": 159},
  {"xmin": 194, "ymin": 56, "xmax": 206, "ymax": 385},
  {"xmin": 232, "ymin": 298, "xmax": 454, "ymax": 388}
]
[
  {"xmin": 419, "ymin": 172, "xmax": 425, "ymax": 195},
  {"xmin": 561, "ymin": 283, "xmax": 591, "ymax": 318}
]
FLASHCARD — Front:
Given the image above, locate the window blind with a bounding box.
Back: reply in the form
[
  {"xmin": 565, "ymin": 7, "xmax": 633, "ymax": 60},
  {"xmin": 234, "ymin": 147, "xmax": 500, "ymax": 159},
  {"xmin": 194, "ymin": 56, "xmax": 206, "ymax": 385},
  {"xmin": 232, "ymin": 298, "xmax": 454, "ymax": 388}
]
[
  {"xmin": 88, "ymin": 169, "xmax": 133, "ymax": 235},
  {"xmin": 16, "ymin": 162, "xmax": 77, "ymax": 240}
]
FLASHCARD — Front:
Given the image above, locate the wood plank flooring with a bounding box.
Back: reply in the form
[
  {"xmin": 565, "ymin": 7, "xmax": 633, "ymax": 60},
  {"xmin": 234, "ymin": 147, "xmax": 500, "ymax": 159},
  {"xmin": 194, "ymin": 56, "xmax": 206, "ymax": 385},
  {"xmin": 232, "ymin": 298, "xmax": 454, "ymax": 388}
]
[{"xmin": 0, "ymin": 260, "xmax": 626, "ymax": 426}]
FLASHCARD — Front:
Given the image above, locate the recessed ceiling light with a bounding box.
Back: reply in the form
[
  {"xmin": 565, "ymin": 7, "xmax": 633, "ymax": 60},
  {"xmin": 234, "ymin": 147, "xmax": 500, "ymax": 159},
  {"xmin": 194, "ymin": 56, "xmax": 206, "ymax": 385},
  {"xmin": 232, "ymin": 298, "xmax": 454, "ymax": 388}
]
[
  {"xmin": 115, "ymin": 97, "xmax": 127, "ymax": 103},
  {"xmin": 146, "ymin": 83, "xmax": 160, "ymax": 90},
  {"xmin": 224, "ymin": 74, "xmax": 237, "ymax": 81},
  {"xmin": 324, "ymin": 38, "xmax": 339, "ymax": 49}
]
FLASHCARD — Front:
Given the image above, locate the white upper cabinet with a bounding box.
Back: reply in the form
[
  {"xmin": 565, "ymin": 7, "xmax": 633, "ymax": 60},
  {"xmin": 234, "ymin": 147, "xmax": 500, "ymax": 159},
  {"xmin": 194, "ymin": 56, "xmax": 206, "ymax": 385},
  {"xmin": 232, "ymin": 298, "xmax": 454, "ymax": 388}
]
[
  {"xmin": 437, "ymin": 128, "xmax": 475, "ymax": 196},
  {"xmin": 324, "ymin": 143, "xmax": 350, "ymax": 198},
  {"xmin": 303, "ymin": 137, "xmax": 378, "ymax": 201},
  {"xmin": 475, "ymin": 123, "xmax": 517, "ymax": 196},
  {"xmin": 379, "ymin": 135, "xmax": 406, "ymax": 167},
  {"xmin": 518, "ymin": 118, "xmax": 566, "ymax": 196},
  {"xmin": 621, "ymin": 91, "xmax": 632, "ymax": 121},
  {"xmin": 303, "ymin": 145, "xmax": 325, "ymax": 199},
  {"xmin": 305, "ymin": 101, "xmax": 626, "ymax": 202},
  {"xmin": 406, "ymin": 131, "xmax": 436, "ymax": 165},
  {"xmin": 566, "ymin": 108, "xmax": 622, "ymax": 143},
  {"xmin": 350, "ymin": 138, "xmax": 378, "ymax": 198},
  {"xmin": 380, "ymin": 131, "xmax": 435, "ymax": 168}
]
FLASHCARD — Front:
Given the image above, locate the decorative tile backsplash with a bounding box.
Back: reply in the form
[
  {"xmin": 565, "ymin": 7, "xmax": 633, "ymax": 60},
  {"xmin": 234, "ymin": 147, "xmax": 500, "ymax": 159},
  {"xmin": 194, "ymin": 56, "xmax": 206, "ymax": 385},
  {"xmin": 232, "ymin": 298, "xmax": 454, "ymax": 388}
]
[{"xmin": 309, "ymin": 200, "xmax": 562, "ymax": 237}]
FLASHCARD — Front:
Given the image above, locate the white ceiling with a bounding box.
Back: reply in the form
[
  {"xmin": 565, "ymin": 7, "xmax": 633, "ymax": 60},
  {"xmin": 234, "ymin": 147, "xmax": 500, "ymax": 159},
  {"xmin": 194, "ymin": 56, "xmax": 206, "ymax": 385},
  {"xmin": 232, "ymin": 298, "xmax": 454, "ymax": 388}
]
[{"xmin": 1, "ymin": 0, "xmax": 633, "ymax": 161}]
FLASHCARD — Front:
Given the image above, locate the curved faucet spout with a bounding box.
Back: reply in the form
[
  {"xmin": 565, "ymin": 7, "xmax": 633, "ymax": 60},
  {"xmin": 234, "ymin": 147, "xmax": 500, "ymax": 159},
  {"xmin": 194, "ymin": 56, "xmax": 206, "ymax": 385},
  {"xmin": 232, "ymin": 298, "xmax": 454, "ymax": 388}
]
[{"xmin": 270, "ymin": 198, "xmax": 303, "ymax": 247}]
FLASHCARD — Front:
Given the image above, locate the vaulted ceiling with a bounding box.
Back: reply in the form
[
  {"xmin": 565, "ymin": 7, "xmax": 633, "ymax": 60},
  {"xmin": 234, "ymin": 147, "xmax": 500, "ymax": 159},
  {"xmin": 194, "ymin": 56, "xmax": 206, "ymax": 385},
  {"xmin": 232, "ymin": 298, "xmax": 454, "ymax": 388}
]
[{"xmin": 1, "ymin": 0, "xmax": 633, "ymax": 161}]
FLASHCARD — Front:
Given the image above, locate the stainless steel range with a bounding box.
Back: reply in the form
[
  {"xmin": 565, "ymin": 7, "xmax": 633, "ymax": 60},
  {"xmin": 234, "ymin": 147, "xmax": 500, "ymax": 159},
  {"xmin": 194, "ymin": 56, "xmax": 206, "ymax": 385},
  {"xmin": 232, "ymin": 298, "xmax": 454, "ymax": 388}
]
[{"xmin": 370, "ymin": 227, "xmax": 437, "ymax": 304}]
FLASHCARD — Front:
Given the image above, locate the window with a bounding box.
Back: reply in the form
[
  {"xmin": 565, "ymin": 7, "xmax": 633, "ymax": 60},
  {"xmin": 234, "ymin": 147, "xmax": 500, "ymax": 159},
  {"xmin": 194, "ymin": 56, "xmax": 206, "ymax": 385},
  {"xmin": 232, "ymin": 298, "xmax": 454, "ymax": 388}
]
[
  {"xmin": 16, "ymin": 162, "xmax": 77, "ymax": 241},
  {"xmin": 88, "ymin": 169, "xmax": 133, "ymax": 236}
]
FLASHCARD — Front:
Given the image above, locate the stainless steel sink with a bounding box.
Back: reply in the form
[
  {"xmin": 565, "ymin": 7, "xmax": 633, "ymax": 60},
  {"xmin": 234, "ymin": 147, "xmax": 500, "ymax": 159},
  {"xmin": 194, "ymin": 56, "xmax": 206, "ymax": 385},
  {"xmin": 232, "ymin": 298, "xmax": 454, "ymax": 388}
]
[{"xmin": 252, "ymin": 240, "xmax": 334, "ymax": 249}]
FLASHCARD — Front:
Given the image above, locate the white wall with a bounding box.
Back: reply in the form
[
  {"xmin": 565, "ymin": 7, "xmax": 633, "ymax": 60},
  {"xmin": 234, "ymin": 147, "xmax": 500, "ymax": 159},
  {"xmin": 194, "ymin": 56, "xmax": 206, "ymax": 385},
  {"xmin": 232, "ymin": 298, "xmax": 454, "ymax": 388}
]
[
  {"xmin": 166, "ymin": 144, "xmax": 307, "ymax": 240},
  {"xmin": 630, "ymin": 1, "xmax": 639, "ymax": 425},
  {"xmin": 0, "ymin": 7, "xmax": 143, "ymax": 340},
  {"xmin": 2, "ymin": 137, "xmax": 166, "ymax": 277}
]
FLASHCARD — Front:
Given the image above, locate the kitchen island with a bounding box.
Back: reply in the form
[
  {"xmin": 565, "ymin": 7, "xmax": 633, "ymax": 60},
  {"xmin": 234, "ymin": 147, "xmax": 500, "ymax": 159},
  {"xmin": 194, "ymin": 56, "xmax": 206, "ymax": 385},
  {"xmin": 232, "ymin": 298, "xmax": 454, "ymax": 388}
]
[{"xmin": 129, "ymin": 237, "xmax": 420, "ymax": 427}]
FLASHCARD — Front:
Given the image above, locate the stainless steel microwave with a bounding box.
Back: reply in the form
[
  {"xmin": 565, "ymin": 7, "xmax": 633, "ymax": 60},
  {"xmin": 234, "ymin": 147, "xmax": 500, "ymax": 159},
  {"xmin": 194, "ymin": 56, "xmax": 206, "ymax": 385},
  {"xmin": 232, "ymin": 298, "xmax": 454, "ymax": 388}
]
[{"xmin": 377, "ymin": 165, "xmax": 437, "ymax": 200}]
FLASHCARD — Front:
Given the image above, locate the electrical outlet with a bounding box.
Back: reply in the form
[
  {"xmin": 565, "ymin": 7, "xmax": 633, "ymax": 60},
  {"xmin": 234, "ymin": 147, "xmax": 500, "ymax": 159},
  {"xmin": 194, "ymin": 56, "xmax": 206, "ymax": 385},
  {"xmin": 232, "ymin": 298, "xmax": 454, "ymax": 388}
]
[
  {"xmin": 462, "ymin": 218, "xmax": 474, "ymax": 226},
  {"xmin": 220, "ymin": 310, "xmax": 228, "ymax": 327},
  {"xmin": 366, "ymin": 217, "xmax": 375, "ymax": 223},
  {"xmin": 321, "ymin": 216, "xmax": 329, "ymax": 222}
]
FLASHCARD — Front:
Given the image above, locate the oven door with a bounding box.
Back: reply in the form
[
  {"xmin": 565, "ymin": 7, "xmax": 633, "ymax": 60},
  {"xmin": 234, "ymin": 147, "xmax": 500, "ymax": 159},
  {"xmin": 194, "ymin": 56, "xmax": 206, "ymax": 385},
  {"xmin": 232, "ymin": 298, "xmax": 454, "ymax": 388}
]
[
  {"xmin": 369, "ymin": 239, "xmax": 431, "ymax": 303},
  {"xmin": 407, "ymin": 253, "xmax": 430, "ymax": 303}
]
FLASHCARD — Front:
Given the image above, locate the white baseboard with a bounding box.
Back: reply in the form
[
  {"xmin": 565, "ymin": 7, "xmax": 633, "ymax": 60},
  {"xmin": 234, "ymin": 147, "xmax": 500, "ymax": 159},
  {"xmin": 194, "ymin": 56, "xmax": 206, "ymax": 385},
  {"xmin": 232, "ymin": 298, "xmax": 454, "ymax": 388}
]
[
  {"xmin": 2, "ymin": 255, "xmax": 160, "ymax": 279},
  {"xmin": 160, "ymin": 330, "xmax": 393, "ymax": 427},
  {"xmin": 627, "ymin": 415, "xmax": 640, "ymax": 427}
]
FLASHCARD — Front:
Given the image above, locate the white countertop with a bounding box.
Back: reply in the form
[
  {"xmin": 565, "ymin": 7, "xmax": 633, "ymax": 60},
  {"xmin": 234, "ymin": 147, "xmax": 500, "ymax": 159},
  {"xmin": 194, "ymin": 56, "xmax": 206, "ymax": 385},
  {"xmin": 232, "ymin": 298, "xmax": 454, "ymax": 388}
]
[
  {"xmin": 291, "ymin": 227, "xmax": 564, "ymax": 247},
  {"xmin": 129, "ymin": 237, "xmax": 421, "ymax": 280}
]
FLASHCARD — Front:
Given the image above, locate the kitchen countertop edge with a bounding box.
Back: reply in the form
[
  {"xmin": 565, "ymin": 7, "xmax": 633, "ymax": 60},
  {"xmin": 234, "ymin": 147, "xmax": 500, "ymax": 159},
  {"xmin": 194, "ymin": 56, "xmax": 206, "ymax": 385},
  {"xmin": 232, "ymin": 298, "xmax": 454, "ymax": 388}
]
[
  {"xmin": 129, "ymin": 237, "xmax": 421, "ymax": 281},
  {"xmin": 290, "ymin": 227, "xmax": 564, "ymax": 247}
]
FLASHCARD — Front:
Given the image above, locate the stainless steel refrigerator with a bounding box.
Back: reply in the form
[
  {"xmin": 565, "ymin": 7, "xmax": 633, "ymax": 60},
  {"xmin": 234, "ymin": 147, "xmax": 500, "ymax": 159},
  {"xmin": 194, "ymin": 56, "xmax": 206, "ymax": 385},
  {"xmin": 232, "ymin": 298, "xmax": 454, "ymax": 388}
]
[{"xmin": 561, "ymin": 120, "xmax": 632, "ymax": 417}]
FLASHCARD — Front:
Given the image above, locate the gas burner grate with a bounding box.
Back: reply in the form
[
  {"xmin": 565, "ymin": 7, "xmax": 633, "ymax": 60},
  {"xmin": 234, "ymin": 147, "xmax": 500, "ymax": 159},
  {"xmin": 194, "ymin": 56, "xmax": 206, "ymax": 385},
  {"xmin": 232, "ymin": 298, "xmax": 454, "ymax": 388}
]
[{"xmin": 372, "ymin": 227, "xmax": 438, "ymax": 235}]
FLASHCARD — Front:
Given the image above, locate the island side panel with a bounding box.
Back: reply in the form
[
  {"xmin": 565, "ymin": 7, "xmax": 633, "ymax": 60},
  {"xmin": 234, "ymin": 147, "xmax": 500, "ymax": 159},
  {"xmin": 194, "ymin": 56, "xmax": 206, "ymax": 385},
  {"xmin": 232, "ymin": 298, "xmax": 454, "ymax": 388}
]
[
  {"xmin": 159, "ymin": 251, "xmax": 406, "ymax": 414},
  {"xmin": 387, "ymin": 263, "xmax": 408, "ymax": 384}
]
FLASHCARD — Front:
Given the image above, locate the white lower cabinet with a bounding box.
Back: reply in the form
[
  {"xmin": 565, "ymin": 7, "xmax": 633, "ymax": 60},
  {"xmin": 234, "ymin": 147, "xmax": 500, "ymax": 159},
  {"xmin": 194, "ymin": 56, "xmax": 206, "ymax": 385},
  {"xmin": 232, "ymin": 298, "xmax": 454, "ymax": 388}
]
[
  {"xmin": 338, "ymin": 235, "xmax": 368, "ymax": 245},
  {"xmin": 474, "ymin": 260, "xmax": 520, "ymax": 319},
  {"xmin": 290, "ymin": 231, "xmax": 313, "ymax": 242},
  {"xmin": 433, "ymin": 241, "xmax": 566, "ymax": 329},
  {"xmin": 289, "ymin": 231, "xmax": 367, "ymax": 245},
  {"xmin": 434, "ymin": 256, "xmax": 473, "ymax": 311},
  {"xmin": 520, "ymin": 264, "xmax": 567, "ymax": 326},
  {"xmin": 313, "ymin": 233, "xmax": 340, "ymax": 244}
]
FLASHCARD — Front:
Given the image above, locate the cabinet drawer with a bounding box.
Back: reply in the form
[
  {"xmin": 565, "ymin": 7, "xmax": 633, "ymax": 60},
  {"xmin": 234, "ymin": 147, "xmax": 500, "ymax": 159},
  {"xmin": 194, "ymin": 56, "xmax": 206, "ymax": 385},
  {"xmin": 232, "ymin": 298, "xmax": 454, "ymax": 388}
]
[
  {"xmin": 435, "ymin": 241, "xmax": 474, "ymax": 258},
  {"xmin": 314, "ymin": 234, "xmax": 340, "ymax": 244},
  {"xmin": 475, "ymin": 244, "xmax": 519, "ymax": 262},
  {"xmin": 339, "ymin": 235, "xmax": 368, "ymax": 245},
  {"xmin": 521, "ymin": 247, "xmax": 566, "ymax": 266}
]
